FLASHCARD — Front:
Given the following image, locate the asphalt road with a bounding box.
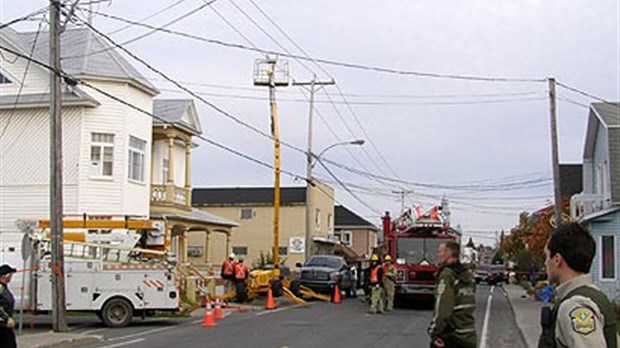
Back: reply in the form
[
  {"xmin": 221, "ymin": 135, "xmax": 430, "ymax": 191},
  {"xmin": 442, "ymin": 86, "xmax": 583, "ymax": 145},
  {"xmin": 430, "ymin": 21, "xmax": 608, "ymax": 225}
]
[{"xmin": 18, "ymin": 284, "xmax": 527, "ymax": 348}]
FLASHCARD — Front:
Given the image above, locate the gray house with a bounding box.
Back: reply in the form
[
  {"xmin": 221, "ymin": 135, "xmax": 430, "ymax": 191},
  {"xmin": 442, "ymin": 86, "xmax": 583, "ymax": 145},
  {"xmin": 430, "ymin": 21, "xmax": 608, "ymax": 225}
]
[{"xmin": 570, "ymin": 102, "xmax": 620, "ymax": 301}]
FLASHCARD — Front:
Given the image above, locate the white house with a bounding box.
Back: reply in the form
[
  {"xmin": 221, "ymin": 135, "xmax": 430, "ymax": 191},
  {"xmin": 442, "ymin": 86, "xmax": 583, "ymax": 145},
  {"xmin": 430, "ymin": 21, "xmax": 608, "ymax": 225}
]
[
  {"xmin": 0, "ymin": 27, "xmax": 235, "ymax": 270},
  {"xmin": 571, "ymin": 102, "xmax": 620, "ymax": 301}
]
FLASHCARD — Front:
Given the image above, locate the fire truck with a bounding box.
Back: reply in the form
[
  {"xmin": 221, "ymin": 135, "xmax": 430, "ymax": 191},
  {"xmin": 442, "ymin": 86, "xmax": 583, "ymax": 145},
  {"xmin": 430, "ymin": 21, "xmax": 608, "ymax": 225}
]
[
  {"xmin": 381, "ymin": 200, "xmax": 460, "ymax": 302},
  {"xmin": 6, "ymin": 217, "xmax": 179, "ymax": 327}
]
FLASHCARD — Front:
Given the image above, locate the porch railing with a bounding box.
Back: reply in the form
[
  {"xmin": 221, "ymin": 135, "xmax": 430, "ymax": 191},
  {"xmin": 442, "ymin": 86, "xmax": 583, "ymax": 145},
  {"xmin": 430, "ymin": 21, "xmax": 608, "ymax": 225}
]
[
  {"xmin": 151, "ymin": 184, "xmax": 190, "ymax": 207},
  {"xmin": 570, "ymin": 193, "xmax": 611, "ymax": 221}
]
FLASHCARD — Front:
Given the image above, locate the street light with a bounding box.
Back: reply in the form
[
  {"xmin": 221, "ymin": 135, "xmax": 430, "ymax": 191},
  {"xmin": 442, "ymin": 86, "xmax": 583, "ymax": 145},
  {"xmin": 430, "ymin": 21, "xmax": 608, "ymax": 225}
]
[{"xmin": 305, "ymin": 139, "xmax": 365, "ymax": 258}]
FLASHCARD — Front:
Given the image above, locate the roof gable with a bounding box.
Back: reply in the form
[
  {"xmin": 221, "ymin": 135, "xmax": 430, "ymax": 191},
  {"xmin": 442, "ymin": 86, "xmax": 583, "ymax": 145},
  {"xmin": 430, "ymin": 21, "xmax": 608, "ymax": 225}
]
[
  {"xmin": 153, "ymin": 99, "xmax": 202, "ymax": 135},
  {"xmin": 334, "ymin": 205, "xmax": 378, "ymax": 230}
]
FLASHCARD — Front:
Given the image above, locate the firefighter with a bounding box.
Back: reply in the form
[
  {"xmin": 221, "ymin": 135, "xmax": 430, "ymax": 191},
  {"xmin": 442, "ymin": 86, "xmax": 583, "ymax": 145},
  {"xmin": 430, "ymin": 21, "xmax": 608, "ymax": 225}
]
[
  {"xmin": 367, "ymin": 254, "xmax": 384, "ymax": 314},
  {"xmin": 538, "ymin": 223, "xmax": 617, "ymax": 348},
  {"xmin": 0, "ymin": 264, "xmax": 17, "ymax": 348},
  {"xmin": 428, "ymin": 241, "xmax": 476, "ymax": 348},
  {"xmin": 383, "ymin": 255, "xmax": 396, "ymax": 312},
  {"xmin": 221, "ymin": 253, "xmax": 237, "ymax": 293}
]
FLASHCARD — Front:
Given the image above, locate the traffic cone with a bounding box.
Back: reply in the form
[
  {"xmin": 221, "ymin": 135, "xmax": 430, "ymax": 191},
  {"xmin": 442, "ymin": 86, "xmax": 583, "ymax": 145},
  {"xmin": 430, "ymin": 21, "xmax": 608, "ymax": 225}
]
[
  {"xmin": 265, "ymin": 288, "xmax": 276, "ymax": 310},
  {"xmin": 214, "ymin": 298, "xmax": 223, "ymax": 320},
  {"xmin": 332, "ymin": 284, "xmax": 341, "ymax": 304},
  {"xmin": 202, "ymin": 300, "xmax": 217, "ymax": 327}
]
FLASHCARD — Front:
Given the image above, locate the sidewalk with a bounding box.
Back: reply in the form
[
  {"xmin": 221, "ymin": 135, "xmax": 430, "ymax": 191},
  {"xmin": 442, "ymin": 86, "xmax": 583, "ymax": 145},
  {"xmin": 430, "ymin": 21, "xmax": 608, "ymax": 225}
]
[
  {"xmin": 503, "ymin": 284, "xmax": 544, "ymax": 348},
  {"xmin": 17, "ymin": 332, "xmax": 102, "ymax": 348}
]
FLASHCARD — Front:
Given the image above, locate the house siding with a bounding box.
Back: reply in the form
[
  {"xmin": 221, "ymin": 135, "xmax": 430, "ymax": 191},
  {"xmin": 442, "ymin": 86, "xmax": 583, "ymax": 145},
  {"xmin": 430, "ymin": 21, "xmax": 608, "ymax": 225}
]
[
  {"xmin": 0, "ymin": 41, "xmax": 51, "ymax": 97},
  {"xmin": 609, "ymin": 128, "xmax": 620, "ymax": 203},
  {"xmin": 587, "ymin": 211, "xmax": 620, "ymax": 301},
  {"xmin": 592, "ymin": 122, "xmax": 610, "ymax": 199}
]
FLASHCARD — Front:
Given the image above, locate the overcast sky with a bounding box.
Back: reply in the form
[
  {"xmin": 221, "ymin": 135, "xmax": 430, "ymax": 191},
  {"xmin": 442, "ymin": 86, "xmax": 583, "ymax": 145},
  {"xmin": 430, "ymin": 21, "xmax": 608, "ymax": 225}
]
[{"xmin": 2, "ymin": 0, "xmax": 619, "ymax": 245}]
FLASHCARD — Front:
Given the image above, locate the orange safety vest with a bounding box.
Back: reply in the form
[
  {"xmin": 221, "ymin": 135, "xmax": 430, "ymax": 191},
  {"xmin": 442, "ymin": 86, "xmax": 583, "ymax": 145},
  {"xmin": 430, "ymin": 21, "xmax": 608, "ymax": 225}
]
[
  {"xmin": 222, "ymin": 259, "xmax": 236, "ymax": 276},
  {"xmin": 235, "ymin": 264, "xmax": 248, "ymax": 280},
  {"xmin": 370, "ymin": 265, "xmax": 381, "ymax": 284}
]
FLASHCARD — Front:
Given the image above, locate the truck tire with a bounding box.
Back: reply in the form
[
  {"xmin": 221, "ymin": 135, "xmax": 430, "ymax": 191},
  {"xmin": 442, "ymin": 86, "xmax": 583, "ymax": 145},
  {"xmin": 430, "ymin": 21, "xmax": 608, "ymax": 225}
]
[
  {"xmin": 270, "ymin": 279, "xmax": 283, "ymax": 297},
  {"xmin": 101, "ymin": 298, "xmax": 133, "ymax": 328},
  {"xmin": 290, "ymin": 280, "xmax": 302, "ymax": 297}
]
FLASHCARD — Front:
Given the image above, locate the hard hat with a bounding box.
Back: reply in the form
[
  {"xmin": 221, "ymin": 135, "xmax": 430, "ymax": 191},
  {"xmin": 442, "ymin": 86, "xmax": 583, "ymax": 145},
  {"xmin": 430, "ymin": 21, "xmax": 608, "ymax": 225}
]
[
  {"xmin": 371, "ymin": 254, "xmax": 379, "ymax": 261},
  {"xmin": 229, "ymin": 253, "xmax": 235, "ymax": 259},
  {"xmin": 384, "ymin": 255, "xmax": 392, "ymax": 261}
]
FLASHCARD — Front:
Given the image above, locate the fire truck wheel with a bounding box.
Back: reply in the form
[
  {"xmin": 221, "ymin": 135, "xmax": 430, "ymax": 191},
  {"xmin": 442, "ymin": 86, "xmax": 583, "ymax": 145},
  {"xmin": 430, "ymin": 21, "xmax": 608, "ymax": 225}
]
[
  {"xmin": 270, "ymin": 279, "xmax": 283, "ymax": 297},
  {"xmin": 101, "ymin": 298, "xmax": 134, "ymax": 328}
]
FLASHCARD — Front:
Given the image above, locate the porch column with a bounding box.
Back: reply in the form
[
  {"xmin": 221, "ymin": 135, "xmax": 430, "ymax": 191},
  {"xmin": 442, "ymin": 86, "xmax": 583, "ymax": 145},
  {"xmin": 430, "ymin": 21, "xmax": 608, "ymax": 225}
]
[
  {"xmin": 225, "ymin": 233, "xmax": 231, "ymax": 256},
  {"xmin": 179, "ymin": 228, "xmax": 189, "ymax": 264},
  {"xmin": 205, "ymin": 230, "xmax": 211, "ymax": 264},
  {"xmin": 167, "ymin": 135, "xmax": 175, "ymax": 183},
  {"xmin": 184, "ymin": 142, "xmax": 191, "ymax": 207}
]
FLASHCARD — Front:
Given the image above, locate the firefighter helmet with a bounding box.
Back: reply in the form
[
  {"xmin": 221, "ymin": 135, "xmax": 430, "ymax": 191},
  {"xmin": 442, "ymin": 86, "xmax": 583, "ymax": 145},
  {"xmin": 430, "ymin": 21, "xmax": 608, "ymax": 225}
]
[
  {"xmin": 384, "ymin": 255, "xmax": 392, "ymax": 261},
  {"xmin": 370, "ymin": 254, "xmax": 379, "ymax": 261}
]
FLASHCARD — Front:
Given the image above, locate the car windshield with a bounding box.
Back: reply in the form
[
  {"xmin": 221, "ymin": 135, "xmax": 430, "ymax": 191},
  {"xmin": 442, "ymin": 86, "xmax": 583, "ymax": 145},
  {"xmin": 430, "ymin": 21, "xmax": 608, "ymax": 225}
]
[
  {"xmin": 305, "ymin": 257, "xmax": 342, "ymax": 269},
  {"xmin": 396, "ymin": 238, "xmax": 444, "ymax": 265}
]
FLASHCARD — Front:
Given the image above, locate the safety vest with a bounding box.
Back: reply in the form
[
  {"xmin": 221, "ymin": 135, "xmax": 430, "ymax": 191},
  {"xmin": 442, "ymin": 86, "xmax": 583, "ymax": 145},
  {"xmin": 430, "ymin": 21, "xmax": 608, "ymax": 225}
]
[
  {"xmin": 370, "ymin": 265, "xmax": 381, "ymax": 284},
  {"xmin": 538, "ymin": 285, "xmax": 617, "ymax": 348},
  {"xmin": 222, "ymin": 259, "xmax": 235, "ymax": 276},
  {"xmin": 235, "ymin": 264, "xmax": 248, "ymax": 280}
]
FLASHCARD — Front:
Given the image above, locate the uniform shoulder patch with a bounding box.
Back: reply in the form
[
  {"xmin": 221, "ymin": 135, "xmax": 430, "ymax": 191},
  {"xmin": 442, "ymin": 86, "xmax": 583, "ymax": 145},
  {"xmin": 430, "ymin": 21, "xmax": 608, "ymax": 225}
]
[
  {"xmin": 569, "ymin": 307, "xmax": 595, "ymax": 335},
  {"xmin": 437, "ymin": 279, "xmax": 446, "ymax": 295}
]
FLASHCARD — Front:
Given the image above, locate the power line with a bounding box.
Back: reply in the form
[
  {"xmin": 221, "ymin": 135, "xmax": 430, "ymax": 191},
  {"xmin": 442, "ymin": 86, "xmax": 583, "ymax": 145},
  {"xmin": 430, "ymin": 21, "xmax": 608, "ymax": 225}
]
[
  {"xmin": 555, "ymin": 81, "xmax": 614, "ymax": 104},
  {"xmin": 107, "ymin": 0, "xmax": 188, "ymax": 35},
  {"xmin": 74, "ymin": 8, "xmax": 546, "ymax": 83},
  {"xmin": 0, "ymin": 6, "xmax": 48, "ymax": 30}
]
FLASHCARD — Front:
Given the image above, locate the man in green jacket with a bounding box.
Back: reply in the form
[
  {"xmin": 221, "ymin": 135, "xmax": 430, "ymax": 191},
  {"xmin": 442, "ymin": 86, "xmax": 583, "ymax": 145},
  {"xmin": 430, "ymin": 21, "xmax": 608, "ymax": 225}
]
[
  {"xmin": 538, "ymin": 222, "xmax": 617, "ymax": 348},
  {"xmin": 428, "ymin": 241, "xmax": 477, "ymax": 348}
]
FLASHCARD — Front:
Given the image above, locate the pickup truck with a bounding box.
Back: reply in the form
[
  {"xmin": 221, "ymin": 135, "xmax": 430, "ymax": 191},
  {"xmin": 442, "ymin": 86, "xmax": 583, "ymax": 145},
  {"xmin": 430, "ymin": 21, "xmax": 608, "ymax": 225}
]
[{"xmin": 292, "ymin": 255, "xmax": 357, "ymax": 298}]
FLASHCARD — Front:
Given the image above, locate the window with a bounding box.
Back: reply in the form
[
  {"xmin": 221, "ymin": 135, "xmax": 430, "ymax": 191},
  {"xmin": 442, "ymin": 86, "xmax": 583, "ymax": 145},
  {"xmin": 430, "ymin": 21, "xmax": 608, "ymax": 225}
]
[
  {"xmin": 232, "ymin": 246, "xmax": 248, "ymax": 255},
  {"xmin": 187, "ymin": 246, "xmax": 203, "ymax": 257},
  {"xmin": 315, "ymin": 208, "xmax": 321, "ymax": 231},
  {"xmin": 128, "ymin": 136, "xmax": 146, "ymax": 182},
  {"xmin": 90, "ymin": 133, "xmax": 114, "ymax": 177},
  {"xmin": 240, "ymin": 209, "xmax": 253, "ymax": 220},
  {"xmin": 278, "ymin": 246, "xmax": 288, "ymax": 256},
  {"xmin": 162, "ymin": 159, "xmax": 169, "ymax": 184},
  {"xmin": 601, "ymin": 235, "xmax": 615, "ymax": 280},
  {"xmin": 0, "ymin": 72, "xmax": 11, "ymax": 84},
  {"xmin": 341, "ymin": 231, "xmax": 352, "ymax": 246},
  {"xmin": 327, "ymin": 214, "xmax": 333, "ymax": 234}
]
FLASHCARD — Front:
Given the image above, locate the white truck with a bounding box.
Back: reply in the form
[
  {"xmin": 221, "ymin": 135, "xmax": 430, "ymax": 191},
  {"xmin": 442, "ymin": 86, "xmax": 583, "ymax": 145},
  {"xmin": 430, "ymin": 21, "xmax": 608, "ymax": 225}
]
[{"xmin": 9, "ymin": 218, "xmax": 179, "ymax": 327}]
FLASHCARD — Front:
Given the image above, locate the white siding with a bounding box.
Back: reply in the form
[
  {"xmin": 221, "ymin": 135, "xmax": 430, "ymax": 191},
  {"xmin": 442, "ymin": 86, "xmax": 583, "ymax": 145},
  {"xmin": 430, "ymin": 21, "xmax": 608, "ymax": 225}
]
[
  {"xmin": 173, "ymin": 142, "xmax": 186, "ymax": 187},
  {"xmin": 151, "ymin": 139, "xmax": 187, "ymax": 187},
  {"xmin": 0, "ymin": 41, "xmax": 51, "ymax": 97},
  {"xmin": 588, "ymin": 212, "xmax": 620, "ymax": 300}
]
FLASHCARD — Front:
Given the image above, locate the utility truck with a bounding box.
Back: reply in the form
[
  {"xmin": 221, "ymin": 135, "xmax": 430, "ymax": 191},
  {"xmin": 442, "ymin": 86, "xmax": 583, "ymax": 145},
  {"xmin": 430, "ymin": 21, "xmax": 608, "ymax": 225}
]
[{"xmin": 8, "ymin": 216, "xmax": 179, "ymax": 327}]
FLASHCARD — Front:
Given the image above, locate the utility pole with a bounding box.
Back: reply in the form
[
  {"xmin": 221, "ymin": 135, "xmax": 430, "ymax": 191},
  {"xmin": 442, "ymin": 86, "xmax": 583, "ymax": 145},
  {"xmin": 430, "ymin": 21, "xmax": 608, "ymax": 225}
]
[
  {"xmin": 254, "ymin": 57, "xmax": 289, "ymax": 269},
  {"xmin": 49, "ymin": 0, "xmax": 67, "ymax": 332},
  {"xmin": 548, "ymin": 77, "xmax": 563, "ymax": 228},
  {"xmin": 292, "ymin": 76, "xmax": 334, "ymax": 259},
  {"xmin": 392, "ymin": 190, "xmax": 414, "ymax": 212}
]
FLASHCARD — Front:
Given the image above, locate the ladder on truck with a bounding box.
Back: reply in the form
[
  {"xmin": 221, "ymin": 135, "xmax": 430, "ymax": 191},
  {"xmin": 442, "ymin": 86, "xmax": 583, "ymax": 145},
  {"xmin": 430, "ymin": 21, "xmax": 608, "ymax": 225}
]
[{"xmin": 34, "ymin": 217, "xmax": 168, "ymax": 263}]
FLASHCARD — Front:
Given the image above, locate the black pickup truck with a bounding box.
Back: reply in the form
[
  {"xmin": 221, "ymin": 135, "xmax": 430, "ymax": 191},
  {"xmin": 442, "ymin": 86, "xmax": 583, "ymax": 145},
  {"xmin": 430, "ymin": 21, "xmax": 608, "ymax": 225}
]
[{"xmin": 292, "ymin": 255, "xmax": 357, "ymax": 298}]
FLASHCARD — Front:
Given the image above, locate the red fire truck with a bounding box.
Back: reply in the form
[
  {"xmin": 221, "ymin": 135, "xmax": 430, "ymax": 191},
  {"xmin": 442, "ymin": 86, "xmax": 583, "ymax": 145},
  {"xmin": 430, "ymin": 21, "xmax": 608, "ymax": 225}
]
[{"xmin": 381, "ymin": 201, "xmax": 460, "ymax": 302}]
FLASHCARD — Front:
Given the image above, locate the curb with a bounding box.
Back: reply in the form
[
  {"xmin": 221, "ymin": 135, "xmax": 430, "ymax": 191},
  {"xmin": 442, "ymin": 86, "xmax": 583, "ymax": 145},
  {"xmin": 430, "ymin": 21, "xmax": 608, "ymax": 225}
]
[
  {"xmin": 500, "ymin": 285, "xmax": 532, "ymax": 348},
  {"xmin": 18, "ymin": 334, "xmax": 103, "ymax": 348}
]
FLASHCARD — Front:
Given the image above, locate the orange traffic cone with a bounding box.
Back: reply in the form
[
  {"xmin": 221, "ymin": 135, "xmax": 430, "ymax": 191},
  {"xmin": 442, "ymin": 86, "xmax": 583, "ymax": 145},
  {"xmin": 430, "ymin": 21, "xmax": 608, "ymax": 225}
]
[
  {"xmin": 265, "ymin": 288, "xmax": 276, "ymax": 310},
  {"xmin": 202, "ymin": 300, "xmax": 217, "ymax": 327},
  {"xmin": 214, "ymin": 298, "xmax": 223, "ymax": 320},
  {"xmin": 332, "ymin": 284, "xmax": 341, "ymax": 304}
]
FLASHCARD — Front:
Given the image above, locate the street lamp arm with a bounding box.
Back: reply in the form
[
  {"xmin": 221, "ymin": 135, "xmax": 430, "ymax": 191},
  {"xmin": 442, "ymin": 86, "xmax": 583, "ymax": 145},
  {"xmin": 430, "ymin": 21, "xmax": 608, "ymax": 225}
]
[{"xmin": 312, "ymin": 139, "xmax": 365, "ymax": 168}]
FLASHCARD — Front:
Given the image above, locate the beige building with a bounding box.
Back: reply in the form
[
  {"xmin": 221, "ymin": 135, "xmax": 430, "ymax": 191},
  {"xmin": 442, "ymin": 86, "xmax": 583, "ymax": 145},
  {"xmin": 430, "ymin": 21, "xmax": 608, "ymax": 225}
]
[
  {"xmin": 334, "ymin": 205, "xmax": 379, "ymax": 260},
  {"xmin": 191, "ymin": 183, "xmax": 335, "ymax": 267}
]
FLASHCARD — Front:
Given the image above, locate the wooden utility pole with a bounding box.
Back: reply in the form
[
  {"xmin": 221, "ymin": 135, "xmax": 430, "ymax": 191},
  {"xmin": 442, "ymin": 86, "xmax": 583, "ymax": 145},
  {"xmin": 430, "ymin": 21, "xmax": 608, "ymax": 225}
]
[
  {"xmin": 548, "ymin": 77, "xmax": 563, "ymax": 228},
  {"xmin": 50, "ymin": 0, "xmax": 67, "ymax": 332},
  {"xmin": 292, "ymin": 76, "xmax": 334, "ymax": 258}
]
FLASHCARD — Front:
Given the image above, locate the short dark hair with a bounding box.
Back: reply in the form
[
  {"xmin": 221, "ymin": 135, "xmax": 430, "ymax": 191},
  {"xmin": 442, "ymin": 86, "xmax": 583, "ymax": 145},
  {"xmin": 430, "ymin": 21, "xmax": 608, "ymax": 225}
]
[
  {"xmin": 442, "ymin": 241, "xmax": 461, "ymax": 259},
  {"xmin": 547, "ymin": 222, "xmax": 595, "ymax": 274}
]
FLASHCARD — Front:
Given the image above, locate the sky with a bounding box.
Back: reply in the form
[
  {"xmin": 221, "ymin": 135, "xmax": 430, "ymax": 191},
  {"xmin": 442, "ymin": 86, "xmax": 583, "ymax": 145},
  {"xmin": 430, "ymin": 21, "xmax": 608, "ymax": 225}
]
[{"xmin": 2, "ymin": 0, "xmax": 619, "ymax": 246}]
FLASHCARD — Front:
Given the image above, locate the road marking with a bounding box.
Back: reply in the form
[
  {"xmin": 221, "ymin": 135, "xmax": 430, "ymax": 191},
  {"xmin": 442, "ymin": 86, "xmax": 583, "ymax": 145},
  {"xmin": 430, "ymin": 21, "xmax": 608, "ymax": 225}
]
[
  {"xmin": 98, "ymin": 338, "xmax": 145, "ymax": 348},
  {"xmin": 108, "ymin": 327, "xmax": 173, "ymax": 341},
  {"xmin": 255, "ymin": 305, "xmax": 301, "ymax": 316},
  {"xmin": 81, "ymin": 328, "xmax": 108, "ymax": 335},
  {"xmin": 480, "ymin": 285, "xmax": 494, "ymax": 348}
]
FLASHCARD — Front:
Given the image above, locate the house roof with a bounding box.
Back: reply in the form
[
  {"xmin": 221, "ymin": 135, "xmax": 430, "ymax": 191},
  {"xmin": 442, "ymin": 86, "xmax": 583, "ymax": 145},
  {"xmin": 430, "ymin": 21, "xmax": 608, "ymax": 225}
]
[
  {"xmin": 151, "ymin": 208, "xmax": 238, "ymax": 228},
  {"xmin": 192, "ymin": 187, "xmax": 307, "ymax": 206},
  {"xmin": 153, "ymin": 99, "xmax": 202, "ymax": 135},
  {"xmin": 591, "ymin": 102, "xmax": 620, "ymax": 127},
  {"xmin": 334, "ymin": 205, "xmax": 378, "ymax": 230},
  {"xmin": 580, "ymin": 206, "xmax": 620, "ymax": 223},
  {"xmin": 17, "ymin": 28, "xmax": 158, "ymax": 95},
  {"xmin": 559, "ymin": 164, "xmax": 582, "ymax": 198}
]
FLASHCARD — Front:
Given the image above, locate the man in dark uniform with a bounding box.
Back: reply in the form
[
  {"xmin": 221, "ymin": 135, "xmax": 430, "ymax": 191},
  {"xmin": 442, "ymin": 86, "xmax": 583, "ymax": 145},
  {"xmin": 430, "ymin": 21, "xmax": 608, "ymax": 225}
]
[
  {"xmin": 0, "ymin": 264, "xmax": 17, "ymax": 348},
  {"xmin": 428, "ymin": 241, "xmax": 477, "ymax": 348},
  {"xmin": 538, "ymin": 223, "xmax": 617, "ymax": 348}
]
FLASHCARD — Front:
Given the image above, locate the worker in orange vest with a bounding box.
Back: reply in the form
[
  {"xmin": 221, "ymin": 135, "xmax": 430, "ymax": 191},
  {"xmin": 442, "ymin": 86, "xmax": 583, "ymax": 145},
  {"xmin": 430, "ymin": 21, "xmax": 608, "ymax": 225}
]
[
  {"xmin": 234, "ymin": 258, "xmax": 249, "ymax": 283},
  {"xmin": 368, "ymin": 254, "xmax": 384, "ymax": 314},
  {"xmin": 221, "ymin": 253, "xmax": 237, "ymax": 293}
]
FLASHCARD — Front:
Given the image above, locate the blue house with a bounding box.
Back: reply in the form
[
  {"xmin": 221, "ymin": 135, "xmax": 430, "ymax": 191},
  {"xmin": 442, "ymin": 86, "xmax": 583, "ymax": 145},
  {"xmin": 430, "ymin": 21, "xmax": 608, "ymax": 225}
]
[{"xmin": 571, "ymin": 102, "xmax": 620, "ymax": 301}]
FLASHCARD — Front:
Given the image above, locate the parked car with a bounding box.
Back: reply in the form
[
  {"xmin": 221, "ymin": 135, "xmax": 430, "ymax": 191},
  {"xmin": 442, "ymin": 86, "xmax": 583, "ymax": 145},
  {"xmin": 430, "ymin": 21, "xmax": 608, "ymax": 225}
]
[
  {"xmin": 292, "ymin": 255, "xmax": 356, "ymax": 298},
  {"xmin": 475, "ymin": 264, "xmax": 491, "ymax": 284},
  {"xmin": 490, "ymin": 265, "xmax": 508, "ymax": 284}
]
